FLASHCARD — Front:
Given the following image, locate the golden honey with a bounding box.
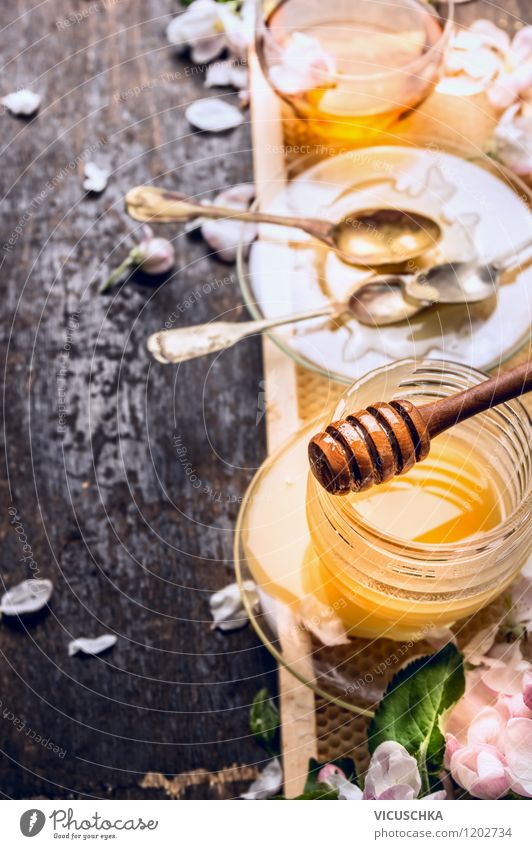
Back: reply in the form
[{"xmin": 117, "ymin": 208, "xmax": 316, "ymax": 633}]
[
  {"xmin": 239, "ymin": 360, "xmax": 531, "ymax": 644},
  {"xmin": 256, "ymin": 0, "xmax": 452, "ymax": 148},
  {"xmin": 347, "ymin": 434, "xmax": 504, "ymax": 545}
]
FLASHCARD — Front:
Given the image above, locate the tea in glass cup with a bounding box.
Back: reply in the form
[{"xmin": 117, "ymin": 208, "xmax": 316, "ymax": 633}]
[{"xmin": 256, "ymin": 0, "xmax": 454, "ymax": 150}]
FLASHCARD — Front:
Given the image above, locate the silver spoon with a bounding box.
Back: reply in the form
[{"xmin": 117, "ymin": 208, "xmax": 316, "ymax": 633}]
[
  {"xmin": 398, "ymin": 234, "xmax": 532, "ymax": 305},
  {"xmin": 147, "ymin": 237, "xmax": 532, "ymax": 365},
  {"xmin": 147, "ymin": 281, "xmax": 423, "ymax": 365},
  {"xmin": 125, "ymin": 185, "xmax": 442, "ymax": 268}
]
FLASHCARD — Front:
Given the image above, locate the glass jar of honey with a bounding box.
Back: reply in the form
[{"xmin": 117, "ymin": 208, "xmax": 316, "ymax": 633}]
[{"xmin": 306, "ymin": 359, "xmax": 532, "ymax": 640}]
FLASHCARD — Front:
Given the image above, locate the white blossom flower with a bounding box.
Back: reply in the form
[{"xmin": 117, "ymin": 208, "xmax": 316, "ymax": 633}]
[
  {"xmin": 83, "ymin": 162, "xmax": 109, "ymax": 194},
  {"xmin": 268, "ymin": 32, "xmax": 336, "ymax": 96},
  {"xmin": 205, "ymin": 59, "xmax": 248, "ymax": 91},
  {"xmin": 241, "ymin": 758, "xmax": 283, "ymax": 799},
  {"xmin": 209, "ymin": 579, "xmax": 256, "ymax": 631},
  {"xmin": 492, "ymin": 102, "xmax": 532, "ymax": 176},
  {"xmin": 438, "ymin": 19, "xmax": 532, "ymax": 108},
  {"xmin": 166, "ymin": 0, "xmax": 251, "ymax": 65},
  {"xmin": 201, "ymin": 182, "xmax": 256, "ymax": 262},
  {"xmin": 2, "ymin": 89, "xmax": 41, "ymax": 116}
]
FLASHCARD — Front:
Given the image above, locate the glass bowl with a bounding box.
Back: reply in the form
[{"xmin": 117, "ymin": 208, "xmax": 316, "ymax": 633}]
[
  {"xmin": 234, "ymin": 358, "xmax": 532, "ymax": 715},
  {"xmin": 237, "ymin": 141, "xmax": 532, "ymax": 385}
]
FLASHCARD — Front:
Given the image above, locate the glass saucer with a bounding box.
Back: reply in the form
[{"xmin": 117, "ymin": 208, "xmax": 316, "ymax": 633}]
[
  {"xmin": 234, "ymin": 416, "xmax": 512, "ymax": 717},
  {"xmin": 237, "ymin": 143, "xmax": 532, "ymax": 385}
]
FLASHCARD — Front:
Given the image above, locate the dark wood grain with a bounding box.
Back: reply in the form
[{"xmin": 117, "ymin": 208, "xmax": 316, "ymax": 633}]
[
  {"xmin": 0, "ymin": 0, "xmax": 528, "ymax": 800},
  {"xmin": 0, "ymin": 0, "xmax": 277, "ymax": 800}
]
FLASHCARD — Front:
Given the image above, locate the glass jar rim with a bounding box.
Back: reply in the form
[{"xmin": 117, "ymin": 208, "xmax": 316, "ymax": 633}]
[
  {"xmin": 256, "ymin": 0, "xmax": 455, "ymax": 84},
  {"xmin": 318, "ymin": 358, "xmax": 532, "ymax": 559}
]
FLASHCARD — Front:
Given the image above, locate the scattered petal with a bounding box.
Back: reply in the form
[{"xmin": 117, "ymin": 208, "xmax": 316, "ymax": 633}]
[
  {"xmin": 201, "ymin": 183, "xmax": 256, "ymax": 262},
  {"xmin": 2, "ymin": 89, "xmax": 41, "ymax": 116},
  {"xmin": 185, "ymin": 98, "xmax": 244, "ymax": 132},
  {"xmin": 68, "ymin": 634, "xmax": 117, "ymax": 656},
  {"xmin": 209, "ymin": 580, "xmax": 256, "ymax": 631},
  {"xmin": 0, "ymin": 579, "xmax": 53, "ymax": 615},
  {"xmin": 241, "ymin": 758, "xmax": 283, "ymax": 799},
  {"xmin": 83, "ymin": 162, "xmax": 109, "ymax": 194}
]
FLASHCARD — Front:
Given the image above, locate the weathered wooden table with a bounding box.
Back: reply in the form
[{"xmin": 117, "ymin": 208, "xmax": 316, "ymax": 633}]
[{"xmin": 0, "ymin": 0, "xmax": 528, "ymax": 799}]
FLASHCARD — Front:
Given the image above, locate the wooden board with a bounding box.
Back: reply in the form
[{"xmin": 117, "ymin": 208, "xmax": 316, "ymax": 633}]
[{"xmin": 250, "ymin": 1, "xmax": 532, "ymax": 796}]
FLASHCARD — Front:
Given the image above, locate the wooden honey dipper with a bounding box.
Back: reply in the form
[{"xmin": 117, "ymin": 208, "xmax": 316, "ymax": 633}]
[{"xmin": 308, "ymin": 361, "xmax": 532, "ymax": 495}]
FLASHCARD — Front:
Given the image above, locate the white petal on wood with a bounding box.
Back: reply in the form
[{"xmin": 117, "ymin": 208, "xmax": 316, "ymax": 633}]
[
  {"xmin": 201, "ymin": 182, "xmax": 256, "ymax": 262},
  {"xmin": 240, "ymin": 758, "xmax": 283, "ymax": 799},
  {"xmin": 2, "ymin": 89, "xmax": 41, "ymax": 116},
  {"xmin": 83, "ymin": 162, "xmax": 109, "ymax": 193},
  {"xmin": 68, "ymin": 634, "xmax": 117, "ymax": 656},
  {"xmin": 209, "ymin": 580, "xmax": 256, "ymax": 631},
  {"xmin": 0, "ymin": 579, "xmax": 53, "ymax": 615},
  {"xmin": 185, "ymin": 98, "xmax": 244, "ymax": 132}
]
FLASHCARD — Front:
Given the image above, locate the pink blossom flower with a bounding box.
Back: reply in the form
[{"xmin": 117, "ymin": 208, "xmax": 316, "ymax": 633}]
[
  {"xmin": 101, "ymin": 226, "xmax": 175, "ymax": 293},
  {"xmin": 443, "ymin": 643, "xmax": 532, "ymax": 798},
  {"xmin": 363, "ymin": 742, "xmax": 422, "ymax": 800},
  {"xmin": 318, "ymin": 743, "xmax": 446, "ymax": 800},
  {"xmin": 317, "ymin": 764, "xmax": 362, "ymax": 799}
]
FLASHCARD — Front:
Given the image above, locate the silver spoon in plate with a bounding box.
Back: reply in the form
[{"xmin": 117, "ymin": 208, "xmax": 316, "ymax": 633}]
[{"xmin": 147, "ymin": 236, "xmax": 532, "ymax": 365}]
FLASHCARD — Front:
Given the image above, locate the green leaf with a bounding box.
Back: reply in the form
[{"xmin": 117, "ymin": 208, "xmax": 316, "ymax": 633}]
[
  {"xmin": 250, "ymin": 688, "xmax": 280, "ymax": 756},
  {"xmin": 293, "ymin": 787, "xmax": 340, "ymax": 800},
  {"xmin": 368, "ymin": 644, "xmax": 465, "ymax": 793},
  {"xmin": 303, "ymin": 757, "xmax": 357, "ymax": 795}
]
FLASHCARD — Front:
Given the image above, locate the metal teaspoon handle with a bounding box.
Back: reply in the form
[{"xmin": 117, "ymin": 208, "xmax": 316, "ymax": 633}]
[{"xmin": 147, "ymin": 307, "xmax": 334, "ymax": 364}]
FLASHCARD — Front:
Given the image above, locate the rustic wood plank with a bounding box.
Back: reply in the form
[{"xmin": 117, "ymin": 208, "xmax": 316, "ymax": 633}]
[{"xmin": 0, "ymin": 0, "xmax": 277, "ymax": 799}]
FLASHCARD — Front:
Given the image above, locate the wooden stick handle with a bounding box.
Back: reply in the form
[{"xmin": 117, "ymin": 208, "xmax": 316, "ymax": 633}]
[
  {"xmin": 308, "ymin": 361, "xmax": 532, "ymax": 496},
  {"xmin": 419, "ymin": 361, "xmax": 532, "ymax": 437}
]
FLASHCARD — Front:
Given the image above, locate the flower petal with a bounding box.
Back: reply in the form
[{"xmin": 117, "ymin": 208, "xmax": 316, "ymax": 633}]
[
  {"xmin": 0, "ymin": 579, "xmax": 53, "ymax": 615},
  {"xmin": 463, "ymin": 624, "xmax": 499, "ymax": 666},
  {"xmin": 83, "ymin": 162, "xmax": 109, "ymax": 194},
  {"xmin": 524, "ymin": 669, "xmax": 532, "ymax": 712},
  {"xmin": 2, "ymin": 89, "xmax": 41, "ymax": 116},
  {"xmin": 469, "ymin": 19, "xmax": 511, "ymax": 53},
  {"xmin": 240, "ymin": 758, "xmax": 283, "ymax": 800},
  {"xmin": 482, "ymin": 642, "xmax": 528, "ymax": 696},
  {"xmin": 186, "ymin": 98, "xmax": 244, "ymax": 132},
  {"xmin": 318, "ymin": 766, "xmax": 362, "ymax": 799},
  {"xmin": 504, "ymin": 717, "xmax": 532, "ymax": 796},
  {"xmin": 511, "ymin": 26, "xmax": 532, "ymax": 64},
  {"xmin": 209, "ymin": 580, "xmax": 256, "ymax": 631},
  {"xmin": 68, "ymin": 635, "xmax": 117, "ymax": 656},
  {"xmin": 470, "ymin": 748, "xmax": 511, "ymax": 799},
  {"xmin": 363, "ymin": 741, "xmax": 421, "ymax": 800},
  {"xmin": 467, "ymin": 706, "xmax": 506, "ymax": 748}
]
